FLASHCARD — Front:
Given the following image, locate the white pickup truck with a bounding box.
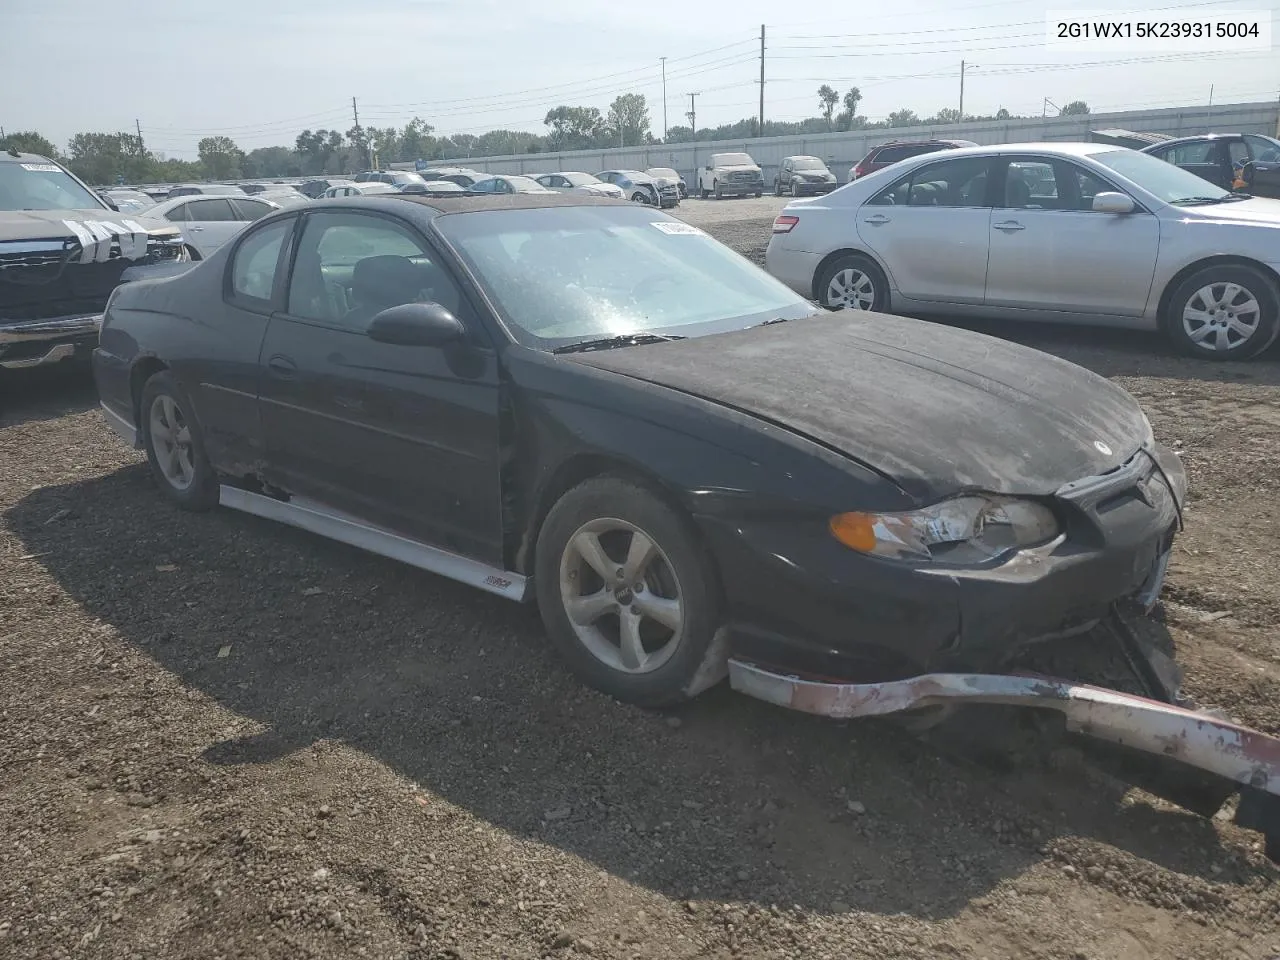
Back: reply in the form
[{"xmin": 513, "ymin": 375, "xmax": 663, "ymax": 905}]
[{"xmin": 696, "ymin": 152, "xmax": 765, "ymax": 199}]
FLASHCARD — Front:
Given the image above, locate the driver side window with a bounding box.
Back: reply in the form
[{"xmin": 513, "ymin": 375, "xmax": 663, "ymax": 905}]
[{"xmin": 286, "ymin": 212, "xmax": 465, "ymax": 331}]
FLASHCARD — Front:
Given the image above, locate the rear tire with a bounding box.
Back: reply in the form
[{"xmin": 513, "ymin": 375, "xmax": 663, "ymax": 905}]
[
  {"xmin": 1162, "ymin": 263, "xmax": 1280, "ymax": 360},
  {"xmin": 535, "ymin": 477, "xmax": 724, "ymax": 708},
  {"xmin": 815, "ymin": 253, "xmax": 889, "ymax": 312},
  {"xmin": 140, "ymin": 370, "xmax": 219, "ymax": 511}
]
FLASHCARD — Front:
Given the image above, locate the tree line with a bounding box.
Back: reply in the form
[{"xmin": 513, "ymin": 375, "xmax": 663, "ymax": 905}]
[{"xmin": 2, "ymin": 89, "xmax": 1090, "ymax": 185}]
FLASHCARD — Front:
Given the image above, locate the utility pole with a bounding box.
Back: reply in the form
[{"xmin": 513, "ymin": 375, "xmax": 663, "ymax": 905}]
[
  {"xmin": 958, "ymin": 60, "xmax": 966, "ymax": 122},
  {"xmin": 1208, "ymin": 83, "xmax": 1215, "ymax": 107},
  {"xmin": 687, "ymin": 92, "xmax": 699, "ymax": 178},
  {"xmin": 352, "ymin": 96, "xmax": 369, "ymax": 170},
  {"xmin": 135, "ymin": 118, "xmax": 144, "ymax": 156},
  {"xmin": 660, "ymin": 57, "xmax": 668, "ymax": 141},
  {"xmin": 758, "ymin": 25, "xmax": 766, "ymax": 138}
]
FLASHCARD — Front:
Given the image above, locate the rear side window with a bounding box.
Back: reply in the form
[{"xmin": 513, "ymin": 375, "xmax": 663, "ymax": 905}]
[
  {"xmin": 231, "ymin": 198, "xmax": 274, "ymax": 221},
  {"xmin": 1165, "ymin": 141, "xmax": 1217, "ymax": 165},
  {"xmin": 230, "ymin": 219, "xmax": 292, "ymax": 306},
  {"xmin": 873, "ymin": 144, "xmax": 940, "ymax": 164},
  {"xmin": 870, "ymin": 155, "xmax": 991, "ymax": 208},
  {"xmin": 184, "ymin": 199, "xmax": 237, "ymax": 221}
]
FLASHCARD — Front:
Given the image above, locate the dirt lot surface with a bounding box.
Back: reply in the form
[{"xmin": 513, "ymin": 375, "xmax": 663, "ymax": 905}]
[{"xmin": 2, "ymin": 206, "xmax": 1280, "ymax": 960}]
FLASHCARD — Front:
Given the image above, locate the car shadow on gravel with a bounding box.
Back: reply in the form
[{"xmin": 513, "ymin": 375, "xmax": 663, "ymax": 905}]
[
  {"xmin": 0, "ymin": 362, "xmax": 98, "ymax": 428},
  {"xmin": 7, "ymin": 468, "xmax": 1272, "ymax": 918}
]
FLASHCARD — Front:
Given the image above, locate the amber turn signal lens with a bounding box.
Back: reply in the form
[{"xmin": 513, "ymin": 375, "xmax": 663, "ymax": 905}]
[{"xmin": 829, "ymin": 512, "xmax": 878, "ymax": 552}]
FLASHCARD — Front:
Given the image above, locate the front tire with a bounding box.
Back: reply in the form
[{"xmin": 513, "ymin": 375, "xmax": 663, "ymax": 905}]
[
  {"xmin": 714, "ymin": 182, "xmax": 723, "ymax": 200},
  {"xmin": 140, "ymin": 370, "xmax": 219, "ymax": 511},
  {"xmin": 535, "ymin": 477, "xmax": 724, "ymax": 708},
  {"xmin": 815, "ymin": 253, "xmax": 888, "ymax": 312},
  {"xmin": 773, "ymin": 179, "xmax": 782, "ymax": 197},
  {"xmin": 1162, "ymin": 263, "xmax": 1280, "ymax": 360}
]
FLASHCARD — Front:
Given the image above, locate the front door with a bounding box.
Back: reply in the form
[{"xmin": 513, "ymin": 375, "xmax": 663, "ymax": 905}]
[
  {"xmin": 257, "ymin": 208, "xmax": 504, "ymax": 564},
  {"xmin": 1156, "ymin": 139, "xmax": 1230, "ymax": 190},
  {"xmin": 1244, "ymin": 134, "xmax": 1280, "ymax": 198},
  {"xmin": 855, "ymin": 153, "xmax": 993, "ymax": 304},
  {"xmin": 983, "ymin": 156, "xmax": 1159, "ymax": 316}
]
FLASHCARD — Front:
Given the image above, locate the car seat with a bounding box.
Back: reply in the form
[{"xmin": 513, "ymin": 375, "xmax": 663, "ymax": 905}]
[
  {"xmin": 342, "ymin": 255, "xmax": 426, "ymax": 327},
  {"xmin": 1005, "ymin": 178, "xmax": 1032, "ymax": 208}
]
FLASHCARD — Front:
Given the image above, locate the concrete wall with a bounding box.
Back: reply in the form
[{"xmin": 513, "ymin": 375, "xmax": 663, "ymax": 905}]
[{"xmin": 414, "ymin": 100, "xmax": 1280, "ymax": 185}]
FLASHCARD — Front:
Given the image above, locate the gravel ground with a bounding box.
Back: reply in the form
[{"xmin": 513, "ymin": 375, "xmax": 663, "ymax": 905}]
[{"xmin": 2, "ymin": 207, "xmax": 1279, "ymax": 960}]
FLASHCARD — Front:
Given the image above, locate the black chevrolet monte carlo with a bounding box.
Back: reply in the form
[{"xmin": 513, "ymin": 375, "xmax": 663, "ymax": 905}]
[{"xmin": 93, "ymin": 193, "xmax": 1186, "ymax": 708}]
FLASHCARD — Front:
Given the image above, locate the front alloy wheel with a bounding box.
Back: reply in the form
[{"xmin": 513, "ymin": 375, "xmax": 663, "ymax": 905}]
[
  {"xmin": 535, "ymin": 476, "xmax": 725, "ymax": 706},
  {"xmin": 559, "ymin": 518, "xmax": 684, "ymax": 675},
  {"xmin": 1164, "ymin": 263, "xmax": 1279, "ymax": 360}
]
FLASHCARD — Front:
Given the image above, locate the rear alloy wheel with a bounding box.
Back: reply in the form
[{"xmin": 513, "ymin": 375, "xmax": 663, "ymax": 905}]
[
  {"xmin": 140, "ymin": 370, "xmax": 219, "ymax": 511},
  {"xmin": 1164, "ymin": 264, "xmax": 1279, "ymax": 360},
  {"xmin": 630, "ymin": 192, "xmax": 648, "ymax": 204},
  {"xmin": 816, "ymin": 253, "xmax": 888, "ymax": 312},
  {"xmin": 535, "ymin": 477, "xmax": 724, "ymax": 707}
]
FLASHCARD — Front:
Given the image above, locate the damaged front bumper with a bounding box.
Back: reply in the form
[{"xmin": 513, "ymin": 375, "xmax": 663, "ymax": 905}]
[
  {"xmin": 728, "ymin": 656, "xmax": 1280, "ymax": 861},
  {"xmin": 0, "ymin": 314, "xmax": 102, "ymax": 369}
]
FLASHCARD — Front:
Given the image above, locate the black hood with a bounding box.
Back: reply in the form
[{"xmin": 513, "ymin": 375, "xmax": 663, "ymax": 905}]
[{"xmin": 564, "ymin": 312, "xmax": 1147, "ymax": 502}]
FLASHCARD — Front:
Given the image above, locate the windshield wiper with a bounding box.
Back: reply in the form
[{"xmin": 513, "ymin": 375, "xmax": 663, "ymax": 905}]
[
  {"xmin": 757, "ymin": 317, "xmax": 790, "ymax": 326},
  {"xmin": 552, "ymin": 333, "xmax": 685, "ymax": 355},
  {"xmin": 1172, "ymin": 194, "xmax": 1249, "ymax": 205}
]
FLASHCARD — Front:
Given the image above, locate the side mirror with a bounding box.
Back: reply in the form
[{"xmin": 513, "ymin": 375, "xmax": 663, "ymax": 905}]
[
  {"xmin": 101, "ymin": 194, "xmax": 120, "ymax": 212},
  {"xmin": 367, "ymin": 302, "xmax": 464, "ymax": 347},
  {"xmin": 1092, "ymin": 191, "xmax": 1135, "ymax": 214},
  {"xmin": 705, "ymin": 164, "xmax": 712, "ymax": 171}
]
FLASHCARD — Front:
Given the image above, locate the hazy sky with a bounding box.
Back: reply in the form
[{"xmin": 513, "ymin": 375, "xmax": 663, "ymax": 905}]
[{"xmin": 3, "ymin": 0, "xmax": 1277, "ymax": 160}]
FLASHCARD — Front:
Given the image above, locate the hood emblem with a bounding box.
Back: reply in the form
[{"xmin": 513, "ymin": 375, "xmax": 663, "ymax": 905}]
[{"xmin": 1094, "ymin": 440, "xmax": 1113, "ymax": 456}]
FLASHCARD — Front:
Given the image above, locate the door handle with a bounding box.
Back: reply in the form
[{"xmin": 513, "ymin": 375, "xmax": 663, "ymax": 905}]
[
  {"xmin": 862, "ymin": 214, "xmax": 891, "ymax": 225},
  {"xmin": 187, "ymin": 225, "xmax": 204, "ymax": 232},
  {"xmin": 993, "ymin": 220, "xmax": 1026, "ymax": 232},
  {"xmin": 267, "ymin": 354, "xmax": 297, "ymax": 378}
]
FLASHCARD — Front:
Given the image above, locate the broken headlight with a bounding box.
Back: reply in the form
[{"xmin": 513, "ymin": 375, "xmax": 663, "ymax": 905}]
[{"xmin": 829, "ymin": 495, "xmax": 1060, "ymax": 565}]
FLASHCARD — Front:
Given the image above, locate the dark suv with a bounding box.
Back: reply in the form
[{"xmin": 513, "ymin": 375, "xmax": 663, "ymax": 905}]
[{"xmin": 848, "ymin": 138, "xmax": 978, "ymax": 182}]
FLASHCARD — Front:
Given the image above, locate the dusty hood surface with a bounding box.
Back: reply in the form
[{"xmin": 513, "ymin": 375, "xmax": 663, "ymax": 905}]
[{"xmin": 565, "ymin": 312, "xmax": 1148, "ymax": 501}]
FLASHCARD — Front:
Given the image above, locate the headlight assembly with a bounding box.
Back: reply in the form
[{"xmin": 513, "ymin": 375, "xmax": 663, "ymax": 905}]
[{"xmin": 829, "ymin": 495, "xmax": 1060, "ymax": 565}]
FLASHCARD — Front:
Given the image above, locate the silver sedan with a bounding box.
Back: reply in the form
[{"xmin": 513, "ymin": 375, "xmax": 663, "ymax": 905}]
[{"xmin": 765, "ymin": 141, "xmax": 1280, "ymax": 360}]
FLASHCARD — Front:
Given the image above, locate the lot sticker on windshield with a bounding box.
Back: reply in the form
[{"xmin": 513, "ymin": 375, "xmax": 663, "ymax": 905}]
[
  {"xmin": 20, "ymin": 163, "xmax": 61, "ymax": 172},
  {"xmin": 651, "ymin": 221, "xmax": 704, "ymax": 236}
]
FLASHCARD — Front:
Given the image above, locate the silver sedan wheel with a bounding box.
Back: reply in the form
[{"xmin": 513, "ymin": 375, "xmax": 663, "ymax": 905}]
[
  {"xmin": 558, "ymin": 517, "xmax": 684, "ymax": 675},
  {"xmin": 1182, "ymin": 281, "xmax": 1262, "ymax": 352},
  {"xmin": 826, "ymin": 267, "xmax": 876, "ymax": 310},
  {"xmin": 149, "ymin": 394, "xmax": 195, "ymax": 490}
]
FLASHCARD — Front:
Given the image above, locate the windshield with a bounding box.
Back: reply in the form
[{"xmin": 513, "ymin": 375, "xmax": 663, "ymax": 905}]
[
  {"xmin": 1091, "ymin": 148, "xmax": 1233, "ymax": 203},
  {"xmin": 792, "ymin": 158, "xmax": 826, "ymax": 171},
  {"xmin": 648, "ymin": 168, "xmax": 678, "ymax": 178},
  {"xmin": 435, "ymin": 205, "xmax": 816, "ymax": 349},
  {"xmin": 507, "ymin": 176, "xmax": 546, "ymax": 191},
  {"xmin": 563, "ymin": 172, "xmax": 598, "ymax": 185},
  {"xmin": 0, "ymin": 160, "xmax": 106, "ymax": 211},
  {"xmin": 714, "ymin": 153, "xmax": 754, "ymax": 166}
]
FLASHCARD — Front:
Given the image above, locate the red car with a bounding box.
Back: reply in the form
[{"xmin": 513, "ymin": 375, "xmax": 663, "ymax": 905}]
[{"xmin": 847, "ymin": 138, "xmax": 978, "ymax": 182}]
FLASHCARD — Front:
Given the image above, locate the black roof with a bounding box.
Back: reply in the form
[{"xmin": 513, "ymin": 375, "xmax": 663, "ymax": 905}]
[
  {"xmin": 1150, "ymin": 132, "xmax": 1243, "ymax": 146},
  {"xmin": 301, "ymin": 192, "xmax": 620, "ymax": 220}
]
